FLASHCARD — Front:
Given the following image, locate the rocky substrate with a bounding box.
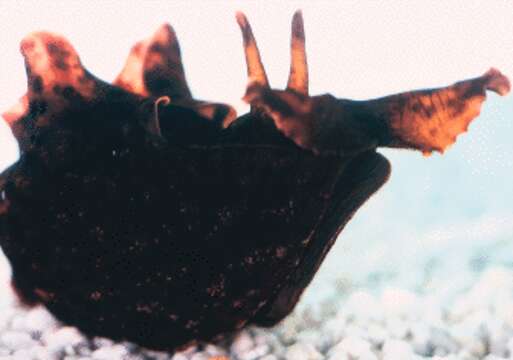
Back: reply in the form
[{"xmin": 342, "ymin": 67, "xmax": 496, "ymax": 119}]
[{"xmin": 0, "ymin": 266, "xmax": 513, "ymax": 360}]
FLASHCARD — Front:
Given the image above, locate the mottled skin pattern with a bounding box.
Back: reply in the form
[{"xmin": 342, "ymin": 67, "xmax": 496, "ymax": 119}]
[{"xmin": 0, "ymin": 11, "xmax": 509, "ymax": 353}]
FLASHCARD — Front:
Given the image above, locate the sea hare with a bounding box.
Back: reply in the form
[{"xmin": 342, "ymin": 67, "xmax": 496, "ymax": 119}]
[{"xmin": 0, "ymin": 11, "xmax": 509, "ymax": 352}]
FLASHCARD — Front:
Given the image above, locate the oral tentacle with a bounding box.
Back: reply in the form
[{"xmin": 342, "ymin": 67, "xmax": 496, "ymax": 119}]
[
  {"xmin": 150, "ymin": 95, "xmax": 171, "ymax": 137},
  {"xmin": 286, "ymin": 10, "xmax": 308, "ymax": 96},
  {"xmin": 236, "ymin": 11, "xmax": 270, "ymax": 89}
]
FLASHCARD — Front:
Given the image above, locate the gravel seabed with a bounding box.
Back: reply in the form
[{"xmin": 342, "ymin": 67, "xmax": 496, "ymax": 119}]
[{"xmin": 1, "ymin": 256, "xmax": 513, "ymax": 360}]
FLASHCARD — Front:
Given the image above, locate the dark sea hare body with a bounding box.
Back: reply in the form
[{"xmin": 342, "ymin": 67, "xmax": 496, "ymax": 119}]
[
  {"xmin": 0, "ymin": 93, "xmax": 389, "ymax": 349},
  {"xmin": 0, "ymin": 12, "xmax": 509, "ymax": 353}
]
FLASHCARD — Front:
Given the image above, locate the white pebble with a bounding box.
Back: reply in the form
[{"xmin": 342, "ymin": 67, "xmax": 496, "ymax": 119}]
[
  {"xmin": 343, "ymin": 290, "xmax": 382, "ymax": 322},
  {"xmin": 449, "ymin": 314, "xmax": 487, "ymax": 357},
  {"xmin": 91, "ymin": 344, "xmax": 128, "ymax": 359},
  {"xmin": 429, "ymin": 327, "xmax": 459, "ymax": 356},
  {"xmin": 30, "ymin": 345, "xmax": 61, "ymax": 360},
  {"xmin": 486, "ymin": 318, "xmax": 513, "ymax": 357},
  {"xmin": 505, "ymin": 337, "xmax": 513, "ymax": 358},
  {"xmin": 456, "ymin": 350, "xmax": 479, "ymax": 360},
  {"xmin": 328, "ymin": 336, "xmax": 376, "ymax": 360},
  {"xmin": 189, "ymin": 352, "xmax": 210, "ymax": 360},
  {"xmin": 483, "ymin": 355, "xmax": 508, "ymax": 360},
  {"xmin": 451, "ymin": 268, "xmax": 513, "ymax": 320},
  {"xmin": 285, "ymin": 342, "xmax": 323, "ymax": 360},
  {"xmin": 329, "ymin": 335, "xmax": 370, "ymax": 354},
  {"xmin": 322, "ymin": 316, "xmax": 346, "ymax": 344},
  {"xmin": 410, "ymin": 323, "xmax": 431, "ymax": 356},
  {"xmin": 381, "ymin": 288, "xmax": 420, "ymax": 319},
  {"xmin": 296, "ymin": 329, "xmax": 330, "ymax": 352},
  {"xmin": 230, "ymin": 330, "xmax": 255, "ymax": 355},
  {"xmin": 239, "ymin": 344, "xmax": 270, "ymax": 360},
  {"xmin": 9, "ymin": 314, "xmax": 28, "ymax": 331},
  {"xmin": 0, "ymin": 330, "xmax": 37, "ymax": 349},
  {"xmin": 278, "ymin": 315, "xmax": 302, "ymax": 344},
  {"xmin": 24, "ymin": 307, "xmax": 59, "ymax": 333},
  {"xmin": 259, "ymin": 355, "xmax": 278, "ymax": 360},
  {"xmin": 204, "ymin": 343, "xmax": 227, "ymax": 356},
  {"xmin": 43, "ymin": 327, "xmax": 87, "ymax": 354},
  {"xmin": 0, "ymin": 308, "xmax": 17, "ymax": 331},
  {"xmin": 259, "ymin": 332, "xmax": 285, "ymax": 355},
  {"xmin": 382, "ymin": 339, "xmax": 415, "ymax": 360},
  {"xmin": 92, "ymin": 337, "xmax": 114, "ymax": 348},
  {"xmin": 344, "ymin": 324, "xmax": 371, "ymax": 341},
  {"xmin": 10, "ymin": 348, "xmax": 33, "ymax": 360},
  {"xmin": 170, "ymin": 353, "xmax": 188, "ymax": 360},
  {"xmin": 385, "ymin": 317, "xmax": 410, "ymax": 339},
  {"xmin": 492, "ymin": 297, "xmax": 513, "ymax": 328},
  {"xmin": 366, "ymin": 323, "xmax": 387, "ymax": 347}
]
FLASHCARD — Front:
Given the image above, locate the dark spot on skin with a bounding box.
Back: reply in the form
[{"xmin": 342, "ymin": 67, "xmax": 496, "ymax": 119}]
[
  {"xmin": 149, "ymin": 43, "xmax": 165, "ymax": 55},
  {"xmin": 28, "ymin": 100, "xmax": 48, "ymax": 117},
  {"xmin": 51, "ymin": 85, "xmax": 82, "ymax": 104},
  {"xmin": 430, "ymin": 128, "xmax": 438, "ymax": 137},
  {"xmin": 240, "ymin": 23, "xmax": 252, "ymax": 44},
  {"xmin": 425, "ymin": 106, "xmax": 434, "ymax": 118},
  {"xmin": 292, "ymin": 25, "xmax": 304, "ymax": 39},
  {"xmin": 462, "ymin": 81, "xmax": 486, "ymax": 100},
  {"xmin": 31, "ymin": 76, "xmax": 43, "ymax": 94},
  {"xmin": 447, "ymin": 99, "xmax": 466, "ymax": 116},
  {"xmin": 171, "ymin": 41, "xmax": 181, "ymax": 56},
  {"xmin": 53, "ymin": 84, "xmax": 62, "ymax": 95},
  {"xmin": 144, "ymin": 68, "xmax": 189, "ymax": 99},
  {"xmin": 143, "ymin": 40, "xmax": 191, "ymax": 99},
  {"xmin": 47, "ymin": 42, "xmax": 70, "ymax": 57},
  {"xmin": 47, "ymin": 42, "xmax": 71, "ymax": 71},
  {"xmin": 447, "ymin": 99, "xmax": 457, "ymax": 107},
  {"xmin": 144, "ymin": 70, "xmax": 171, "ymax": 94},
  {"xmin": 47, "ymin": 42, "xmax": 59, "ymax": 55},
  {"xmin": 62, "ymin": 86, "xmax": 82, "ymax": 102},
  {"xmin": 411, "ymin": 103, "xmax": 421, "ymax": 113},
  {"xmin": 25, "ymin": 65, "xmax": 33, "ymax": 79},
  {"xmin": 54, "ymin": 58, "xmax": 69, "ymax": 70}
]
